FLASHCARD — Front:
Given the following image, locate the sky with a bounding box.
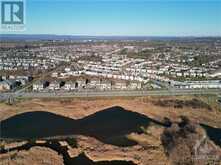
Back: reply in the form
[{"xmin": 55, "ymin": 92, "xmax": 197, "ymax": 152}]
[{"xmin": 2, "ymin": 0, "xmax": 221, "ymax": 36}]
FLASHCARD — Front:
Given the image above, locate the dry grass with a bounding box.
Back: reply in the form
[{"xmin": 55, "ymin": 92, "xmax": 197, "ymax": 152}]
[
  {"xmin": 0, "ymin": 146, "xmax": 64, "ymax": 165},
  {"xmin": 1, "ymin": 95, "xmax": 221, "ymax": 127},
  {"xmin": 0, "ymin": 95, "xmax": 220, "ymax": 165}
]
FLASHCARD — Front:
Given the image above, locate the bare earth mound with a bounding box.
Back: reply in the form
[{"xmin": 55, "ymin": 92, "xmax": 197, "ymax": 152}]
[{"xmin": 0, "ymin": 146, "xmax": 64, "ymax": 165}]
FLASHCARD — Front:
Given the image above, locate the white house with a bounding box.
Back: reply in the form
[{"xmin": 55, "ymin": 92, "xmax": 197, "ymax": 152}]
[
  {"xmin": 49, "ymin": 81, "xmax": 60, "ymax": 90},
  {"xmin": 64, "ymin": 81, "xmax": 76, "ymax": 91}
]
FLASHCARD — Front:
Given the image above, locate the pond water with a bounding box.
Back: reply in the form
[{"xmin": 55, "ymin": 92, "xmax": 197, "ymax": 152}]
[
  {"xmin": 1, "ymin": 106, "xmax": 164, "ymax": 146},
  {"xmin": 1, "ymin": 107, "xmax": 220, "ymax": 165},
  {"xmin": 200, "ymin": 124, "xmax": 221, "ymax": 147}
]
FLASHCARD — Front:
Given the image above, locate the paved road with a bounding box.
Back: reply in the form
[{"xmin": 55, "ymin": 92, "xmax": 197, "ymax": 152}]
[
  {"xmin": 4, "ymin": 89, "xmax": 219, "ymax": 99},
  {"xmin": 1, "ymin": 89, "xmax": 220, "ymax": 101}
]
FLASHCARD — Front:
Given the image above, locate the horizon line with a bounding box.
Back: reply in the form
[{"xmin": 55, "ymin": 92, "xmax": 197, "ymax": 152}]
[{"xmin": 1, "ymin": 34, "xmax": 221, "ymax": 38}]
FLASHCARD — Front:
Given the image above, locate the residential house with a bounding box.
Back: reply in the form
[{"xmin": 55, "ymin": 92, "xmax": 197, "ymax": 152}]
[
  {"xmin": 0, "ymin": 80, "xmax": 16, "ymax": 91},
  {"xmin": 33, "ymin": 81, "xmax": 49, "ymax": 91},
  {"xmin": 98, "ymin": 80, "xmax": 112, "ymax": 90},
  {"xmin": 128, "ymin": 81, "xmax": 142, "ymax": 90},
  {"xmin": 76, "ymin": 78, "xmax": 86, "ymax": 89},
  {"xmin": 112, "ymin": 81, "xmax": 127, "ymax": 90},
  {"xmin": 64, "ymin": 81, "xmax": 76, "ymax": 91},
  {"xmin": 49, "ymin": 81, "xmax": 65, "ymax": 91}
]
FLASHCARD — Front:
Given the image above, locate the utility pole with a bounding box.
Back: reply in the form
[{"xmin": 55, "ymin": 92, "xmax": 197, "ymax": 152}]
[{"xmin": 7, "ymin": 95, "xmax": 15, "ymax": 105}]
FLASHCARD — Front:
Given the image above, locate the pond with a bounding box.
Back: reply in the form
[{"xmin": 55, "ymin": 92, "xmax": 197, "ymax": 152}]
[
  {"xmin": 1, "ymin": 106, "xmax": 220, "ymax": 165},
  {"xmin": 200, "ymin": 124, "xmax": 221, "ymax": 147},
  {"xmin": 0, "ymin": 106, "xmax": 164, "ymax": 146},
  {"xmin": 1, "ymin": 107, "xmax": 220, "ymax": 148}
]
